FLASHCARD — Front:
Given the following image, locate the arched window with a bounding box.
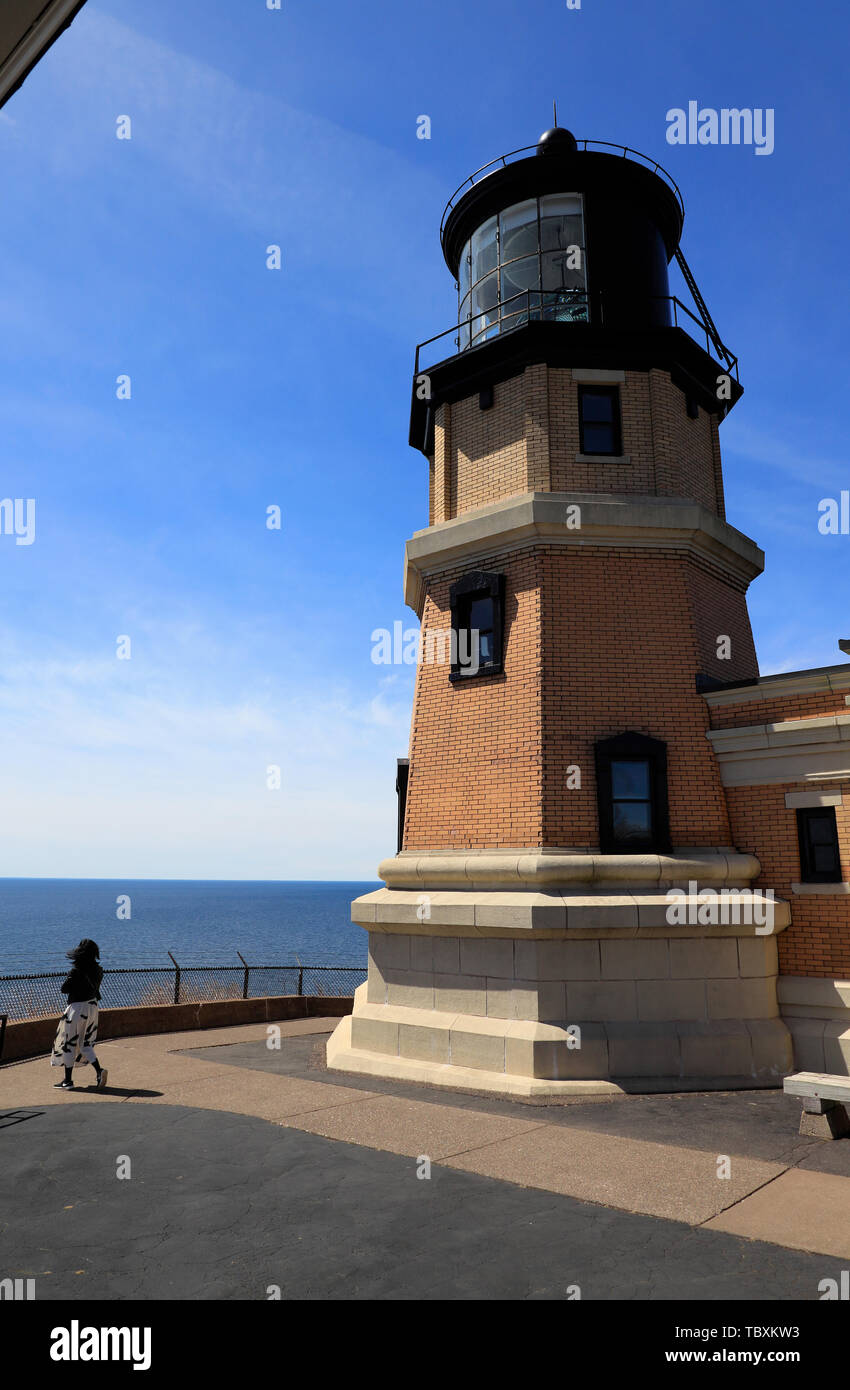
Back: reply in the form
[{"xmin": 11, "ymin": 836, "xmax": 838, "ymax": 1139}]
[{"xmin": 594, "ymin": 732, "xmax": 671, "ymax": 853}]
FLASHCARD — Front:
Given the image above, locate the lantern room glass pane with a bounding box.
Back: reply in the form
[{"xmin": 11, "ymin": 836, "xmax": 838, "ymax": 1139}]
[
  {"xmin": 472, "ymin": 273, "xmax": 498, "ymax": 314},
  {"xmin": 542, "ymin": 249, "xmax": 584, "ymax": 293},
  {"xmin": 458, "ymin": 291, "xmax": 471, "ymax": 351},
  {"xmin": 540, "ymin": 193, "xmax": 583, "ymax": 218},
  {"xmin": 500, "ymin": 255, "xmax": 540, "ymax": 299},
  {"xmin": 539, "ymin": 193, "xmax": 584, "ymax": 252},
  {"xmin": 470, "ymin": 216, "xmax": 498, "ymax": 283},
  {"xmin": 471, "ymin": 320, "xmax": 500, "ymax": 345},
  {"xmin": 458, "ymin": 194, "xmax": 587, "ymax": 345},
  {"xmin": 499, "ymin": 200, "xmax": 538, "ymax": 263},
  {"xmin": 470, "ymin": 269, "xmax": 499, "ymax": 342},
  {"xmin": 458, "ymin": 241, "xmax": 472, "ymax": 300}
]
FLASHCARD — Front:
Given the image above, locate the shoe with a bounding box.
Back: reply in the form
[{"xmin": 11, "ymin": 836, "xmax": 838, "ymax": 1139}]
[
  {"xmin": 53, "ymin": 1080, "xmax": 74, "ymax": 1089},
  {"xmin": 95, "ymin": 1069, "xmax": 108, "ymax": 1090}
]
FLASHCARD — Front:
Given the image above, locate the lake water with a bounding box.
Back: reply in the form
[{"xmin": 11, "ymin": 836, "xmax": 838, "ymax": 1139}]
[{"xmin": 0, "ymin": 879, "xmax": 376, "ymax": 976}]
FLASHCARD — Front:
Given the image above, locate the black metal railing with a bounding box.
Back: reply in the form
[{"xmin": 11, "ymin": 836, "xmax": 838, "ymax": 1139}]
[
  {"xmin": 666, "ymin": 294, "xmax": 738, "ymax": 375},
  {"xmin": 440, "ymin": 139, "xmax": 685, "ymax": 238},
  {"xmin": 413, "ymin": 287, "xmax": 738, "ymax": 381},
  {"xmin": 0, "ymin": 959, "xmax": 367, "ymax": 1024}
]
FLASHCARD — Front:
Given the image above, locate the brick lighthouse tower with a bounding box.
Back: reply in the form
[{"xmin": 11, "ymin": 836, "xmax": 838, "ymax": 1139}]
[{"xmin": 328, "ymin": 125, "xmax": 793, "ymax": 1094}]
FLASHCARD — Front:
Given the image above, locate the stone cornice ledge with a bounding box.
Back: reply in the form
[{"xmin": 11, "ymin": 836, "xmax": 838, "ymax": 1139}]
[
  {"xmin": 353, "ymin": 886, "xmax": 790, "ymax": 937},
  {"xmin": 707, "ymin": 715, "xmax": 850, "ymax": 787},
  {"xmin": 708, "ymin": 713, "xmax": 850, "ymax": 753},
  {"xmin": 378, "ymin": 848, "xmax": 761, "ymax": 890},
  {"xmin": 705, "ymin": 666, "xmax": 850, "ymax": 707},
  {"xmin": 404, "ymin": 492, "xmax": 764, "ymax": 615}
]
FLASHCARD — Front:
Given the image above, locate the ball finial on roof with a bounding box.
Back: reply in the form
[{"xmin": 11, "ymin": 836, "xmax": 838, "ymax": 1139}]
[{"xmin": 536, "ymin": 126, "xmax": 578, "ymax": 155}]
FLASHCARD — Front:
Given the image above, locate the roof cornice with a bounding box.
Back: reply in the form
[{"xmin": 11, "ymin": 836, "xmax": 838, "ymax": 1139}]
[{"xmin": 0, "ymin": 0, "xmax": 88, "ymax": 111}]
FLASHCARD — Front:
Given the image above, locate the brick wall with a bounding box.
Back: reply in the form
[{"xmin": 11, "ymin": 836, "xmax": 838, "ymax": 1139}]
[
  {"xmin": 647, "ymin": 369, "xmax": 720, "ymax": 514},
  {"xmin": 539, "ymin": 545, "xmax": 735, "ymax": 847},
  {"xmin": 431, "ymin": 365, "xmax": 724, "ymax": 521},
  {"xmin": 403, "ymin": 543, "xmax": 753, "ymax": 850},
  {"xmin": 403, "ymin": 546, "xmax": 544, "ymax": 849},
  {"xmin": 723, "ymin": 781, "xmax": 850, "ymax": 977},
  {"xmin": 710, "ymin": 688, "xmax": 850, "ymax": 729},
  {"xmin": 549, "ymin": 367, "xmax": 654, "ymax": 497},
  {"xmin": 450, "ymin": 375, "xmax": 530, "ymax": 516},
  {"xmin": 687, "ymin": 563, "xmax": 759, "ymax": 685}
]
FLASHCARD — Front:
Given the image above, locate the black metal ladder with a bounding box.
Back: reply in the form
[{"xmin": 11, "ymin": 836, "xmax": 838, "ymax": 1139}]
[{"xmin": 674, "ymin": 247, "xmax": 736, "ymax": 372}]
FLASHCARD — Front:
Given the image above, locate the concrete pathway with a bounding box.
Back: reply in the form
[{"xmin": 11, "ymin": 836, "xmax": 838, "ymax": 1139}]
[{"xmin": 2, "ymin": 1018, "xmax": 850, "ymax": 1298}]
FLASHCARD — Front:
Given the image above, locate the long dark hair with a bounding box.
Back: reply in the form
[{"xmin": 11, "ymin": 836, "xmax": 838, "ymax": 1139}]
[{"xmin": 67, "ymin": 939, "xmax": 100, "ymax": 968}]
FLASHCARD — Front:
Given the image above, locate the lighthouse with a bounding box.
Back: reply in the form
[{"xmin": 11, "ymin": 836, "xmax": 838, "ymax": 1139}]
[{"xmin": 328, "ymin": 125, "xmax": 795, "ymax": 1094}]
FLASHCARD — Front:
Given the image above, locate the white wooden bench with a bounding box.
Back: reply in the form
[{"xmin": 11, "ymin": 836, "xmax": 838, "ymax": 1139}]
[{"xmin": 784, "ymin": 1072, "xmax": 850, "ymax": 1139}]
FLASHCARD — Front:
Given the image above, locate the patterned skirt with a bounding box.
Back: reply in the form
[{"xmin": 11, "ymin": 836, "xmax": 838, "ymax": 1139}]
[{"xmin": 50, "ymin": 1000, "xmax": 99, "ymax": 1068}]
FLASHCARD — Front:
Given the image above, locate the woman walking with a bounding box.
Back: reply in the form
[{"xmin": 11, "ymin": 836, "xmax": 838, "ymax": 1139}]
[{"xmin": 50, "ymin": 939, "xmax": 108, "ymax": 1091}]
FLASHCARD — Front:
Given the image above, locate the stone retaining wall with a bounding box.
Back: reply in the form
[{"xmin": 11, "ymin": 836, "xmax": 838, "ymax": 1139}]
[{"xmin": 0, "ymin": 995, "xmax": 352, "ymax": 1065}]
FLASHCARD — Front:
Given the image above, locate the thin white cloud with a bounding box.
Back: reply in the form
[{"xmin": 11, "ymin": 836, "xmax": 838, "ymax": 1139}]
[
  {"xmin": 0, "ymin": 632, "xmax": 407, "ymax": 876},
  {"xmin": 7, "ymin": 8, "xmax": 448, "ymax": 336},
  {"xmin": 724, "ymin": 417, "xmax": 849, "ymax": 491}
]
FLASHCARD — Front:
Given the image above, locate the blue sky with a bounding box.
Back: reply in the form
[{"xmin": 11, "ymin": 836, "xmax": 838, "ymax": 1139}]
[{"xmin": 0, "ymin": 0, "xmax": 847, "ymax": 879}]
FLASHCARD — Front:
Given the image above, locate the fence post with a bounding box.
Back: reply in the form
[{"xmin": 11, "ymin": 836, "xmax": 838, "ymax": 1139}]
[
  {"xmin": 294, "ymin": 954, "xmax": 303, "ymax": 997},
  {"xmin": 237, "ymin": 952, "xmax": 249, "ymax": 1001},
  {"xmin": 168, "ymin": 952, "xmax": 180, "ymax": 1005}
]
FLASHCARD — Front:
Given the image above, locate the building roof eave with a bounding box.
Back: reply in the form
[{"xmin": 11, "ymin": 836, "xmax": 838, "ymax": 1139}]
[{"xmin": 0, "ymin": 0, "xmax": 89, "ymax": 111}]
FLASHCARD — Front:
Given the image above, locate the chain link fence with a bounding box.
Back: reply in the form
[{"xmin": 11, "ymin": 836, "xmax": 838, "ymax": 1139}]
[{"xmin": 0, "ymin": 958, "xmax": 366, "ymax": 1023}]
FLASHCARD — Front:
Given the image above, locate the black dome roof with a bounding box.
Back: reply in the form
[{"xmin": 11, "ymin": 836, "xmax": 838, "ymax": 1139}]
[{"xmin": 536, "ymin": 126, "xmax": 578, "ymax": 155}]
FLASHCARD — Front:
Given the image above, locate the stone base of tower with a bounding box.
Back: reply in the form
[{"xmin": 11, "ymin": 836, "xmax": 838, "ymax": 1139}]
[
  {"xmin": 327, "ymin": 851, "xmax": 794, "ymax": 1096},
  {"xmin": 778, "ymin": 976, "xmax": 850, "ymax": 1077},
  {"xmin": 326, "ymin": 1004, "xmax": 627, "ymax": 1097}
]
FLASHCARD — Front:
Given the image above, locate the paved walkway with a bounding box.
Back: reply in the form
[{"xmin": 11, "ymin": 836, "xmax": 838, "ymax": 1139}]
[{"xmin": 2, "ymin": 1019, "xmax": 850, "ymax": 1299}]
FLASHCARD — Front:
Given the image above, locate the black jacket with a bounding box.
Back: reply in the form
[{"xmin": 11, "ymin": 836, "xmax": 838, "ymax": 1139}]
[{"xmin": 61, "ymin": 963, "xmax": 103, "ymax": 1003}]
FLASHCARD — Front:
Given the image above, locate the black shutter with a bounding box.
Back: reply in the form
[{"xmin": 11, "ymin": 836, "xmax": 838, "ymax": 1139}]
[{"xmin": 396, "ymin": 759, "xmax": 410, "ymax": 854}]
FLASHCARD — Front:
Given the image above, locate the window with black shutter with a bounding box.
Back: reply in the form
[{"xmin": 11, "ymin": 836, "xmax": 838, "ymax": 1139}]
[
  {"xmin": 396, "ymin": 759, "xmax": 409, "ymax": 853},
  {"xmin": 449, "ymin": 570, "xmax": 505, "ymax": 681},
  {"xmin": 796, "ymin": 807, "xmax": 842, "ymax": 883},
  {"xmin": 595, "ymin": 732, "xmax": 671, "ymax": 853}
]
